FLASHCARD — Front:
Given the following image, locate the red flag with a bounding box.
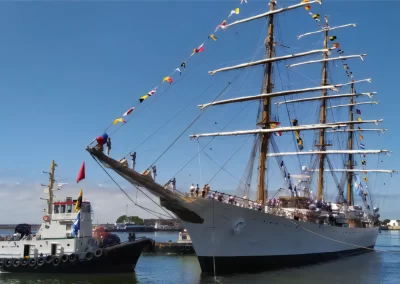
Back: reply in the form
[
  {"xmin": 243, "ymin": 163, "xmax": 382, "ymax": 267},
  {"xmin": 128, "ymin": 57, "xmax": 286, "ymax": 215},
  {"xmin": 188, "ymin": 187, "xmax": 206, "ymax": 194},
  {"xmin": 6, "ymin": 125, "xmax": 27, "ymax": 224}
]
[{"xmin": 76, "ymin": 162, "xmax": 85, "ymax": 183}]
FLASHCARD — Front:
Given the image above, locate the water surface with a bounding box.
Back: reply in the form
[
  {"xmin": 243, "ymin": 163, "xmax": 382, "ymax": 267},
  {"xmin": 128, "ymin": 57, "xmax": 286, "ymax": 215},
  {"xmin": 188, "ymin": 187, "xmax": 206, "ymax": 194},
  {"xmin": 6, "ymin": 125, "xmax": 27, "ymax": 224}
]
[{"xmin": 0, "ymin": 230, "xmax": 399, "ymax": 284}]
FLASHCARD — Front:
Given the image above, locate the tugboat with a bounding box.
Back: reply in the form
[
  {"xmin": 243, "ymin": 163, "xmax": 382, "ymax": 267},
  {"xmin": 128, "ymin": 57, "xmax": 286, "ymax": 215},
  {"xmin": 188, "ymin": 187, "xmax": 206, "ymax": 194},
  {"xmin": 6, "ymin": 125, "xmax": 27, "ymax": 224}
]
[{"xmin": 0, "ymin": 160, "xmax": 153, "ymax": 273}]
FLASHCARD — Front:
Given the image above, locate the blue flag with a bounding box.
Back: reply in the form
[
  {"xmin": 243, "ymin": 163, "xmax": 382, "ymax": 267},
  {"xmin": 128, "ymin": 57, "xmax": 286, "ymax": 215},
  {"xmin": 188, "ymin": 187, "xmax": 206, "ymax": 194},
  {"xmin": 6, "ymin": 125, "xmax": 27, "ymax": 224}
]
[{"xmin": 72, "ymin": 212, "xmax": 80, "ymax": 237}]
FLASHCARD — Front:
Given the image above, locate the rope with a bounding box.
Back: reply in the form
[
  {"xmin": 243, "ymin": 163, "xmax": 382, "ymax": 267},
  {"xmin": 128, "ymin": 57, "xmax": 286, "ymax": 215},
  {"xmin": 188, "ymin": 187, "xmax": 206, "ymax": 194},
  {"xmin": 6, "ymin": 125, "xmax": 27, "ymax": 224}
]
[
  {"xmin": 90, "ymin": 154, "xmax": 174, "ymax": 219},
  {"xmin": 123, "ymin": 84, "xmax": 214, "ymax": 158},
  {"xmin": 198, "ymin": 140, "xmax": 202, "ymax": 187},
  {"xmin": 147, "ymin": 72, "xmax": 243, "ymax": 171}
]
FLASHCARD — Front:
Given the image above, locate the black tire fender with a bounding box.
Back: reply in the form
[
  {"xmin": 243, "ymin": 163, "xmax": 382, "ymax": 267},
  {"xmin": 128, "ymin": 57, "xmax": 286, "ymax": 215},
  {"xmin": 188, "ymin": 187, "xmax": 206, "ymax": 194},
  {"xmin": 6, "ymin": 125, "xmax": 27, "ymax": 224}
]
[
  {"xmin": 85, "ymin": 251, "xmax": 94, "ymax": 261},
  {"xmin": 52, "ymin": 256, "xmax": 60, "ymax": 266},
  {"xmin": 61, "ymin": 254, "xmax": 69, "ymax": 263},
  {"xmin": 94, "ymin": 249, "xmax": 103, "ymax": 258}
]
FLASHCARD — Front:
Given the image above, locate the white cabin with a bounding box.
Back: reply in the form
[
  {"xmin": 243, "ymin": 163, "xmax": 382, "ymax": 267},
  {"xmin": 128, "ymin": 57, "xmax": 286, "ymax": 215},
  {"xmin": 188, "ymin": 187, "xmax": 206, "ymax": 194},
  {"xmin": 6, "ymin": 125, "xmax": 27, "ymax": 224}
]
[
  {"xmin": 0, "ymin": 197, "xmax": 94, "ymax": 259},
  {"xmin": 177, "ymin": 229, "xmax": 191, "ymax": 244}
]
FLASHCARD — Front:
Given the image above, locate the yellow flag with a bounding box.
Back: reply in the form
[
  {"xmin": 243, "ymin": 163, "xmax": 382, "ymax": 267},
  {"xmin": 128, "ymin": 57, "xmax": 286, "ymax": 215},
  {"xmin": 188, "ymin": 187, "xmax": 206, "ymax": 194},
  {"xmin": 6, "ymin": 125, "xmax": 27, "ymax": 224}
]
[
  {"xmin": 113, "ymin": 118, "xmax": 125, "ymax": 125},
  {"xmin": 75, "ymin": 188, "xmax": 83, "ymax": 213},
  {"xmin": 357, "ymin": 117, "xmax": 363, "ymax": 122}
]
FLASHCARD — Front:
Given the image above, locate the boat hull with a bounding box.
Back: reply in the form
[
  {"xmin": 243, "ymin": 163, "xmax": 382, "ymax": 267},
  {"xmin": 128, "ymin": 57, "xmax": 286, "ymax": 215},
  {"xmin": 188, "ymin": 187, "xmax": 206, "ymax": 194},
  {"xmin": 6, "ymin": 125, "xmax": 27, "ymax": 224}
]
[
  {"xmin": 181, "ymin": 199, "xmax": 379, "ymax": 273},
  {"xmin": 0, "ymin": 238, "xmax": 153, "ymax": 273}
]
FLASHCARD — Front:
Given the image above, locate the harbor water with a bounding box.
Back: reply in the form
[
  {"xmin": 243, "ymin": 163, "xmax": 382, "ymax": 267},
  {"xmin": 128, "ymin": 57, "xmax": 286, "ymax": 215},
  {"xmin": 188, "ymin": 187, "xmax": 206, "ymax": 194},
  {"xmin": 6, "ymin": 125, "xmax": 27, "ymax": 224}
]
[{"xmin": 1, "ymin": 230, "xmax": 399, "ymax": 284}]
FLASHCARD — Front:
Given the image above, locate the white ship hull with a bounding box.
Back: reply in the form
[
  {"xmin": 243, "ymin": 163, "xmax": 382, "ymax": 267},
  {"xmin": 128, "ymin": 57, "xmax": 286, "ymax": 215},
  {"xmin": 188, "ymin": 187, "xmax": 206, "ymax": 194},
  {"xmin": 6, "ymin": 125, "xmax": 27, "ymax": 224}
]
[{"xmin": 181, "ymin": 199, "xmax": 378, "ymax": 273}]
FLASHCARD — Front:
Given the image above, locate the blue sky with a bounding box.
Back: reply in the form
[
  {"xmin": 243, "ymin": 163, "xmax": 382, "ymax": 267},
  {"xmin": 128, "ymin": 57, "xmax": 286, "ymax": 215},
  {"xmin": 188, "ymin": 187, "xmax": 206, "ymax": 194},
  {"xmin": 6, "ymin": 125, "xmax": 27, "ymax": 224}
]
[{"xmin": 0, "ymin": 1, "xmax": 398, "ymax": 223}]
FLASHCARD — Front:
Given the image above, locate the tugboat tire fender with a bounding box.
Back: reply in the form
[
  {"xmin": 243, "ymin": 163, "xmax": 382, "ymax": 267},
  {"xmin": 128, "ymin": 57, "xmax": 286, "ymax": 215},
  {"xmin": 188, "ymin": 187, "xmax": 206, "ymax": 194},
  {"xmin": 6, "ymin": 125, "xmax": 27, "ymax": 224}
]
[
  {"xmin": 69, "ymin": 253, "xmax": 77, "ymax": 262},
  {"xmin": 61, "ymin": 254, "xmax": 69, "ymax": 263},
  {"xmin": 45, "ymin": 255, "xmax": 53, "ymax": 264},
  {"xmin": 52, "ymin": 256, "xmax": 60, "ymax": 266},
  {"xmin": 4, "ymin": 259, "xmax": 12, "ymax": 267},
  {"xmin": 0, "ymin": 258, "xmax": 4, "ymax": 268},
  {"xmin": 28, "ymin": 258, "xmax": 36, "ymax": 267},
  {"xmin": 21, "ymin": 258, "xmax": 29, "ymax": 267},
  {"xmin": 12, "ymin": 258, "xmax": 21, "ymax": 267},
  {"xmin": 94, "ymin": 249, "xmax": 103, "ymax": 258},
  {"xmin": 85, "ymin": 251, "xmax": 94, "ymax": 261},
  {"xmin": 37, "ymin": 257, "xmax": 45, "ymax": 266}
]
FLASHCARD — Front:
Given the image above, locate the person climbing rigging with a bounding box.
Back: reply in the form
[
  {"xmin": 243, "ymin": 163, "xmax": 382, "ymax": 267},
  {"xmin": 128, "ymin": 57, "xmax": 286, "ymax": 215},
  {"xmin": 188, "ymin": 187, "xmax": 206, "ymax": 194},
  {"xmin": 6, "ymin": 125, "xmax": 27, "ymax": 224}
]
[{"xmin": 106, "ymin": 137, "xmax": 112, "ymax": 156}]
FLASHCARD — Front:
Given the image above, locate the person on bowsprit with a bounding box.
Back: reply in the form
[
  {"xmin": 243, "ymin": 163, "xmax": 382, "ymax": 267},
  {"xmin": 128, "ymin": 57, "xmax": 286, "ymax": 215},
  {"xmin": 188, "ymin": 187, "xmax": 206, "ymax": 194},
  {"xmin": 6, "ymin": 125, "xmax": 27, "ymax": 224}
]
[
  {"xmin": 152, "ymin": 165, "xmax": 157, "ymax": 181},
  {"xmin": 129, "ymin": 152, "xmax": 137, "ymax": 170},
  {"xmin": 106, "ymin": 137, "xmax": 112, "ymax": 156},
  {"xmin": 170, "ymin": 178, "xmax": 176, "ymax": 192}
]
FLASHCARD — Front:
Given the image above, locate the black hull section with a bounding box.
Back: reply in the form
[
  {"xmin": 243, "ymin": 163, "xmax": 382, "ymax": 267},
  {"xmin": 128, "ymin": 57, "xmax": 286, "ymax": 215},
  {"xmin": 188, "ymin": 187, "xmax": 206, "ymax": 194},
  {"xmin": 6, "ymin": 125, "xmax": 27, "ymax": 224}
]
[
  {"xmin": 197, "ymin": 246, "xmax": 374, "ymax": 274},
  {"xmin": 0, "ymin": 238, "xmax": 153, "ymax": 273}
]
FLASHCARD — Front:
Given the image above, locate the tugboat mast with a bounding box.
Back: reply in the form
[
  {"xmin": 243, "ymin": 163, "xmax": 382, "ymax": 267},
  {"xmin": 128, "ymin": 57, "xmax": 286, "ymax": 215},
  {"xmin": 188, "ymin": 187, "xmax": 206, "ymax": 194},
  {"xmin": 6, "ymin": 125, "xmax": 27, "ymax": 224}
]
[
  {"xmin": 46, "ymin": 160, "xmax": 56, "ymax": 215},
  {"xmin": 257, "ymin": 0, "xmax": 275, "ymax": 206}
]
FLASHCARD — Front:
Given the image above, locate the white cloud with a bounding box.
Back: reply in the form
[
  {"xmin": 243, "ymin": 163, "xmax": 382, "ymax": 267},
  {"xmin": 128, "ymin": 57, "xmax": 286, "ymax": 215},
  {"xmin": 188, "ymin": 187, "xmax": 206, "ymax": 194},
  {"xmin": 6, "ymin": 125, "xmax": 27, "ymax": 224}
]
[{"xmin": 0, "ymin": 179, "xmax": 172, "ymax": 224}]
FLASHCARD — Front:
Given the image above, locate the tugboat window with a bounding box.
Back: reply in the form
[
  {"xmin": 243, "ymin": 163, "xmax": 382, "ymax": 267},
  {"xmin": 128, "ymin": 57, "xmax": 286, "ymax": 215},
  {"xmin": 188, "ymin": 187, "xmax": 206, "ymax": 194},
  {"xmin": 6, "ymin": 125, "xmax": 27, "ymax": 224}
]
[
  {"xmin": 60, "ymin": 205, "xmax": 66, "ymax": 213},
  {"xmin": 66, "ymin": 204, "xmax": 72, "ymax": 213},
  {"xmin": 54, "ymin": 205, "xmax": 60, "ymax": 214}
]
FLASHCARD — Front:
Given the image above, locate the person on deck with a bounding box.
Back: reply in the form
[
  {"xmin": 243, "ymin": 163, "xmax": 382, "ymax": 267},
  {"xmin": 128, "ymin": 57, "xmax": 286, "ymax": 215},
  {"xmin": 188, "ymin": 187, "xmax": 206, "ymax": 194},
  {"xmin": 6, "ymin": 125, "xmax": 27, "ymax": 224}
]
[
  {"xmin": 130, "ymin": 152, "xmax": 137, "ymax": 170},
  {"xmin": 201, "ymin": 186, "xmax": 206, "ymax": 198},
  {"xmin": 106, "ymin": 137, "xmax": 112, "ymax": 156},
  {"xmin": 195, "ymin": 184, "xmax": 200, "ymax": 197},
  {"xmin": 190, "ymin": 184, "xmax": 195, "ymax": 196},
  {"xmin": 152, "ymin": 165, "xmax": 157, "ymax": 181}
]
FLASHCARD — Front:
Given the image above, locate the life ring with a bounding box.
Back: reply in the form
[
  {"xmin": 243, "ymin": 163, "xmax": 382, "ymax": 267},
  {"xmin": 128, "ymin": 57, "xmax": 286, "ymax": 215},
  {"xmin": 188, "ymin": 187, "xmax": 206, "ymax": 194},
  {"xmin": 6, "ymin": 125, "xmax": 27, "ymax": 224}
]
[
  {"xmin": 13, "ymin": 258, "xmax": 21, "ymax": 267},
  {"xmin": 43, "ymin": 215, "xmax": 50, "ymax": 222},
  {"xmin": 52, "ymin": 256, "xmax": 60, "ymax": 266},
  {"xmin": 69, "ymin": 253, "xmax": 77, "ymax": 262},
  {"xmin": 28, "ymin": 258, "xmax": 36, "ymax": 267},
  {"xmin": 21, "ymin": 258, "xmax": 29, "ymax": 267},
  {"xmin": 4, "ymin": 259, "xmax": 12, "ymax": 267},
  {"xmin": 61, "ymin": 254, "xmax": 69, "ymax": 263},
  {"xmin": 37, "ymin": 257, "xmax": 45, "ymax": 266},
  {"xmin": 94, "ymin": 249, "xmax": 103, "ymax": 258},
  {"xmin": 45, "ymin": 255, "xmax": 53, "ymax": 264},
  {"xmin": 0, "ymin": 259, "xmax": 4, "ymax": 268},
  {"xmin": 85, "ymin": 251, "xmax": 94, "ymax": 261}
]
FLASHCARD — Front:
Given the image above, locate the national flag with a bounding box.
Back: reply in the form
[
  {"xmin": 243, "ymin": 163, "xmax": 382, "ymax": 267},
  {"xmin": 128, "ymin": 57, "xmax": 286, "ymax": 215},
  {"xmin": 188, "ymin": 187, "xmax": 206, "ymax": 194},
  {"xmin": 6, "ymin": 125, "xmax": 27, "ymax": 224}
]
[
  {"xmin": 162, "ymin": 76, "xmax": 173, "ymax": 84},
  {"xmin": 215, "ymin": 20, "xmax": 227, "ymax": 32},
  {"xmin": 113, "ymin": 118, "xmax": 126, "ymax": 125},
  {"xmin": 95, "ymin": 133, "xmax": 108, "ymax": 146},
  {"xmin": 193, "ymin": 43, "xmax": 205, "ymax": 55},
  {"xmin": 360, "ymin": 143, "xmax": 365, "ymax": 149},
  {"xmin": 75, "ymin": 188, "xmax": 83, "ymax": 213},
  {"xmin": 175, "ymin": 68, "xmax": 181, "ymax": 75},
  {"xmin": 71, "ymin": 212, "xmax": 80, "ymax": 237},
  {"xmin": 228, "ymin": 8, "xmax": 240, "ymax": 18},
  {"xmin": 122, "ymin": 107, "xmax": 135, "ymax": 116},
  {"xmin": 208, "ymin": 34, "xmax": 217, "ymax": 41},
  {"xmin": 356, "ymin": 109, "xmax": 361, "ymax": 115},
  {"xmin": 76, "ymin": 162, "xmax": 85, "ymax": 183}
]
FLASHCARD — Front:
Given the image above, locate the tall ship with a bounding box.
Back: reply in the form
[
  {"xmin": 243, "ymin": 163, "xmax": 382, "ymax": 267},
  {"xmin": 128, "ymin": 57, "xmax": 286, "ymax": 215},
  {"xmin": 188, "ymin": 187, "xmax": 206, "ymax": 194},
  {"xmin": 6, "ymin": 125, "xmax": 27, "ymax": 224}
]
[
  {"xmin": 86, "ymin": 0, "xmax": 396, "ymax": 273},
  {"xmin": 0, "ymin": 161, "xmax": 152, "ymax": 273}
]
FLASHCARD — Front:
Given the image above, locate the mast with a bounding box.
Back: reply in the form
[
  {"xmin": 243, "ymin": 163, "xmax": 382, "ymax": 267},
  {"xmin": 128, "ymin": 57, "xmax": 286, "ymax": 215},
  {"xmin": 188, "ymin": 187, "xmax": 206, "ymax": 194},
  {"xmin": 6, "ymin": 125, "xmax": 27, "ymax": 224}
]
[
  {"xmin": 47, "ymin": 160, "xmax": 56, "ymax": 215},
  {"xmin": 258, "ymin": 0, "xmax": 275, "ymax": 205},
  {"xmin": 317, "ymin": 17, "xmax": 329, "ymax": 202},
  {"xmin": 347, "ymin": 83, "xmax": 355, "ymax": 205}
]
